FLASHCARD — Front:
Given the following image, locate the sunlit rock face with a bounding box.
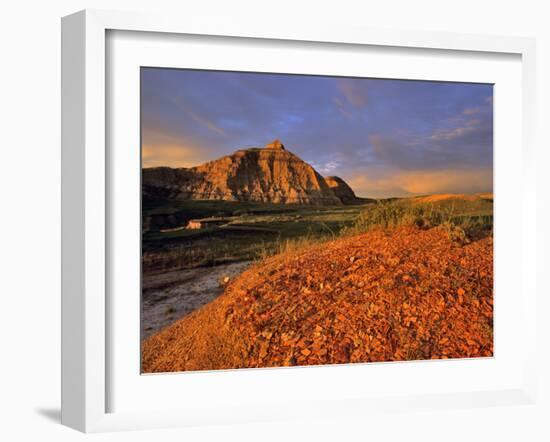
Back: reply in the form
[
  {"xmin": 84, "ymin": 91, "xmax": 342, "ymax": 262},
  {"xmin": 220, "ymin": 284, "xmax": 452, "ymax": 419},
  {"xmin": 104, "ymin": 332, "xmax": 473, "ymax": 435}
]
[
  {"xmin": 263, "ymin": 138, "xmax": 286, "ymax": 150},
  {"xmin": 143, "ymin": 140, "xmax": 350, "ymax": 206}
]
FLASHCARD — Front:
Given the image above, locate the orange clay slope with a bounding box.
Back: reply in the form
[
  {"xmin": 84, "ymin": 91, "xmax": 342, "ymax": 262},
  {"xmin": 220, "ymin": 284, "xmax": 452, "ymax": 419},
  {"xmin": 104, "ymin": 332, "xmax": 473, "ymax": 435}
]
[
  {"xmin": 411, "ymin": 193, "xmax": 493, "ymax": 204},
  {"xmin": 142, "ymin": 226, "xmax": 493, "ymax": 373}
]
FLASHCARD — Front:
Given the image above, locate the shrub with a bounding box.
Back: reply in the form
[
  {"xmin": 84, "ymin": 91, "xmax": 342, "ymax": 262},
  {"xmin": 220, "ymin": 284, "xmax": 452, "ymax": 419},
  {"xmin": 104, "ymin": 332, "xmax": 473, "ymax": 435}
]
[
  {"xmin": 439, "ymin": 221, "xmax": 469, "ymax": 244},
  {"xmin": 344, "ymin": 201, "xmax": 448, "ymax": 233},
  {"xmin": 344, "ymin": 200, "xmax": 492, "ymax": 239}
]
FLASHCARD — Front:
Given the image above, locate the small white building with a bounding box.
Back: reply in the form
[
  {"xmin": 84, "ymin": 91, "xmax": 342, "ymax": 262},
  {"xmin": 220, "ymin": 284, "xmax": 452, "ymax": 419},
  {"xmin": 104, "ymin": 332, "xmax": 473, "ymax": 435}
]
[{"xmin": 186, "ymin": 217, "xmax": 227, "ymax": 230}]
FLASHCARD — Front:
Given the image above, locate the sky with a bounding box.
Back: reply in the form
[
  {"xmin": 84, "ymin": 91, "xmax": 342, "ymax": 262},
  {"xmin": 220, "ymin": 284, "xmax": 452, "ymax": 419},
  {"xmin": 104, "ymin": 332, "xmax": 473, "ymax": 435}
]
[{"xmin": 141, "ymin": 68, "xmax": 493, "ymax": 198}]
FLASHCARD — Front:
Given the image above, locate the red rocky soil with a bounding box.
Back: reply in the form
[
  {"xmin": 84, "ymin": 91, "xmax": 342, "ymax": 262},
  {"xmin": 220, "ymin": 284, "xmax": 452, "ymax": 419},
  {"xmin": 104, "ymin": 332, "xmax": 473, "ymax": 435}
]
[{"xmin": 142, "ymin": 226, "xmax": 493, "ymax": 373}]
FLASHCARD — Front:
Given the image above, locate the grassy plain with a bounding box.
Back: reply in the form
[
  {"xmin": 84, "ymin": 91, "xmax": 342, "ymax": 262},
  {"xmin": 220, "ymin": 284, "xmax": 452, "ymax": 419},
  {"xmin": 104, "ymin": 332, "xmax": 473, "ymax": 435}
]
[
  {"xmin": 142, "ymin": 194, "xmax": 492, "ymax": 273},
  {"xmin": 141, "ymin": 193, "xmax": 494, "ymax": 371},
  {"xmin": 142, "ymin": 200, "xmax": 368, "ymax": 272}
]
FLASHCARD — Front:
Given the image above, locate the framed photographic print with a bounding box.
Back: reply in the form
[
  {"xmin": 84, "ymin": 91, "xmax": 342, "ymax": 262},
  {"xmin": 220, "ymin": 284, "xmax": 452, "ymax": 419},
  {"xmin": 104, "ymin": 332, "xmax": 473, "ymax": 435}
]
[
  {"xmin": 61, "ymin": 9, "xmax": 537, "ymax": 432},
  {"xmin": 139, "ymin": 69, "xmax": 495, "ymax": 373}
]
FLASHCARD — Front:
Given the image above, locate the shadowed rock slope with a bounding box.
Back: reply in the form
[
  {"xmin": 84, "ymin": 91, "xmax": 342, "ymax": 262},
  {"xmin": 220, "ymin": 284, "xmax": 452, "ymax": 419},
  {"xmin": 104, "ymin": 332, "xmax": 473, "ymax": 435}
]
[
  {"xmin": 143, "ymin": 140, "xmax": 345, "ymax": 205},
  {"xmin": 325, "ymin": 176, "xmax": 362, "ymax": 205}
]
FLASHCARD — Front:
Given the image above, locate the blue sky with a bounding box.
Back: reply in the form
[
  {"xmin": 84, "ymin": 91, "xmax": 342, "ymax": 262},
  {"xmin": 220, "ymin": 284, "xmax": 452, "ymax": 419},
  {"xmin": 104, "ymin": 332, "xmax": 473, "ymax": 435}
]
[{"xmin": 141, "ymin": 68, "xmax": 493, "ymax": 198}]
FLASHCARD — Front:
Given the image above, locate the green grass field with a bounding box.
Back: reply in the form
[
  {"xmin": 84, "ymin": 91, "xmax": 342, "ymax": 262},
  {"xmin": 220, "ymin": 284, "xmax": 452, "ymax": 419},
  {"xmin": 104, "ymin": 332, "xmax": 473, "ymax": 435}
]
[
  {"xmin": 142, "ymin": 200, "xmax": 366, "ymax": 272},
  {"xmin": 142, "ymin": 195, "xmax": 493, "ymax": 273}
]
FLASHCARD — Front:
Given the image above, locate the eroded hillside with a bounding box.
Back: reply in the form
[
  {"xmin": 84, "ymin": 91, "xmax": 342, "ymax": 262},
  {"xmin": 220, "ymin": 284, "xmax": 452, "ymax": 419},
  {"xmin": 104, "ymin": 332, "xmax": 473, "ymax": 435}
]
[
  {"xmin": 142, "ymin": 140, "xmax": 346, "ymax": 206},
  {"xmin": 142, "ymin": 226, "xmax": 493, "ymax": 373}
]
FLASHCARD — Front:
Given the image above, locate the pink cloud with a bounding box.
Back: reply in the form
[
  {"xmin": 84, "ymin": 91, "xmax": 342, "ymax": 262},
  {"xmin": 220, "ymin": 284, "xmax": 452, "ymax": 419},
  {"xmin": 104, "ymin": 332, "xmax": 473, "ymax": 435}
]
[{"xmin": 337, "ymin": 79, "xmax": 368, "ymax": 108}]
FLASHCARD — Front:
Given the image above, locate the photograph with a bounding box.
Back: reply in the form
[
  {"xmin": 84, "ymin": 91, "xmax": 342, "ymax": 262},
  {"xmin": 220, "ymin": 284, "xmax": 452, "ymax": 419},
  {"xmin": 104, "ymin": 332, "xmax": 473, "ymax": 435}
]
[{"xmin": 140, "ymin": 68, "xmax": 494, "ymax": 373}]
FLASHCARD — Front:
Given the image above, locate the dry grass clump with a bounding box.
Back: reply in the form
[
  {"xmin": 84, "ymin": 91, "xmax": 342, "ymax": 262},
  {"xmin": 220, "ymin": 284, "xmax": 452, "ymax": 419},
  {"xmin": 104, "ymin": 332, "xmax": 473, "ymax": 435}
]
[{"xmin": 343, "ymin": 200, "xmax": 492, "ymax": 239}]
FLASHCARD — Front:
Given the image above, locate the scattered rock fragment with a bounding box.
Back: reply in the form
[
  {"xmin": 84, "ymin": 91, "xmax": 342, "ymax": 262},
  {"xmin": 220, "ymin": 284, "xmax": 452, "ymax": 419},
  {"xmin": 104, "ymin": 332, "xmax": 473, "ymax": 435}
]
[{"xmin": 142, "ymin": 226, "xmax": 493, "ymax": 373}]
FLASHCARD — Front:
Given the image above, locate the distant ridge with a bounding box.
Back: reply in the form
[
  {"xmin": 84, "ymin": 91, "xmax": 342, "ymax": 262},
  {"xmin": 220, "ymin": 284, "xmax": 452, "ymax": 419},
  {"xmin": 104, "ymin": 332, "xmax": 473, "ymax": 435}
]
[
  {"xmin": 143, "ymin": 140, "xmax": 360, "ymax": 206},
  {"xmin": 411, "ymin": 193, "xmax": 494, "ymax": 204}
]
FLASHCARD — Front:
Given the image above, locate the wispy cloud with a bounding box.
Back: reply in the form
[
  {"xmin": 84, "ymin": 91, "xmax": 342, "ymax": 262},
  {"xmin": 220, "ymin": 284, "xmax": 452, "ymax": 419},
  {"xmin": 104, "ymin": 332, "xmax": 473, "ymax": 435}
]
[
  {"xmin": 463, "ymin": 107, "xmax": 480, "ymax": 115},
  {"xmin": 337, "ymin": 79, "xmax": 368, "ymax": 108},
  {"xmin": 142, "ymin": 144, "xmax": 208, "ymax": 168},
  {"xmin": 368, "ymin": 104, "xmax": 492, "ymax": 173},
  {"xmin": 173, "ymin": 97, "xmax": 227, "ymax": 137},
  {"xmin": 141, "ymin": 126, "xmax": 216, "ymax": 168},
  {"xmin": 348, "ymin": 167, "xmax": 493, "ymax": 198},
  {"xmin": 141, "ymin": 67, "xmax": 493, "ymax": 197},
  {"xmin": 311, "ymin": 160, "xmax": 341, "ymax": 174},
  {"xmin": 333, "ymin": 97, "xmax": 354, "ymax": 118}
]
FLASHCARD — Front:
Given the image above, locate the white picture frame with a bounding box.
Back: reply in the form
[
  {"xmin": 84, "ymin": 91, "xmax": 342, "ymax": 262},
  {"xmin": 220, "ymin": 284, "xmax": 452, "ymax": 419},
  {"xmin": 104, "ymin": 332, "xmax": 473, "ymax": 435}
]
[{"xmin": 61, "ymin": 9, "xmax": 537, "ymax": 433}]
